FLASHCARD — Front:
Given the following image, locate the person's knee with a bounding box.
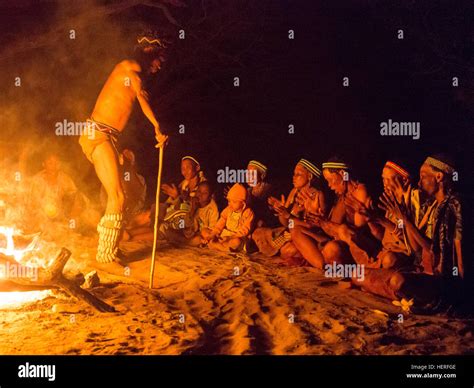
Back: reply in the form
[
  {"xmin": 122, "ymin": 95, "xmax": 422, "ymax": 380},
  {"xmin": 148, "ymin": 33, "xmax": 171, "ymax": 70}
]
[
  {"xmin": 228, "ymin": 238, "xmax": 242, "ymax": 250},
  {"xmin": 280, "ymin": 243, "xmax": 298, "ymax": 258},
  {"xmin": 323, "ymin": 240, "xmax": 343, "ymax": 258},
  {"xmin": 381, "ymin": 252, "xmax": 397, "ymax": 269},
  {"xmin": 201, "ymin": 228, "xmax": 212, "ymax": 239},
  {"xmin": 389, "ymin": 272, "xmax": 405, "ymax": 293},
  {"xmin": 187, "ymin": 236, "xmax": 201, "ymax": 247},
  {"xmin": 323, "ymin": 240, "xmax": 352, "ymax": 265}
]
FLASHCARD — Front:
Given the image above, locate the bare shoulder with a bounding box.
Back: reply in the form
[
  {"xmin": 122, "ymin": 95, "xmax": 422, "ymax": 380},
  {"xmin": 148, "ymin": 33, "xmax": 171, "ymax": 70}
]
[
  {"xmin": 353, "ymin": 182, "xmax": 370, "ymax": 202},
  {"xmin": 117, "ymin": 59, "xmax": 142, "ymax": 73}
]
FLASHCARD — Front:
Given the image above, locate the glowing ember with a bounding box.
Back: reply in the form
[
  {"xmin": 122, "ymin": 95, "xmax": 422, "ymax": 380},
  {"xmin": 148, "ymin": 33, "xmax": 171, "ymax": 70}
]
[
  {"xmin": 0, "ymin": 290, "xmax": 53, "ymax": 309},
  {"xmin": 0, "ymin": 226, "xmax": 50, "ymax": 270},
  {"xmin": 0, "ymin": 226, "xmax": 23, "ymax": 261},
  {"xmin": 0, "ymin": 226, "xmax": 54, "ymax": 307}
]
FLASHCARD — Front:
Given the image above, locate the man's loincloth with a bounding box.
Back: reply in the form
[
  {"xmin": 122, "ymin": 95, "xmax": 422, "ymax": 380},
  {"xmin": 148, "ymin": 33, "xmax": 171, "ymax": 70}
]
[{"xmin": 79, "ymin": 118, "xmax": 121, "ymax": 163}]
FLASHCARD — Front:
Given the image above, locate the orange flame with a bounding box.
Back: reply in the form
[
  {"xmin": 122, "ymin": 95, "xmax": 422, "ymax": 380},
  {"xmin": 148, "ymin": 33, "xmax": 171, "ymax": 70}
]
[{"xmin": 0, "ymin": 226, "xmax": 53, "ymax": 308}]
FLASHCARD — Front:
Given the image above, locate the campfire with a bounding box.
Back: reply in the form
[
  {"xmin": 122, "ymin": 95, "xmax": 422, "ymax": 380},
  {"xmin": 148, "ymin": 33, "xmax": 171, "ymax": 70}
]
[
  {"xmin": 0, "ymin": 226, "xmax": 51, "ymax": 308},
  {"xmin": 0, "ymin": 226, "xmax": 115, "ymax": 312},
  {"xmin": 0, "ymin": 225, "xmax": 53, "ymax": 267}
]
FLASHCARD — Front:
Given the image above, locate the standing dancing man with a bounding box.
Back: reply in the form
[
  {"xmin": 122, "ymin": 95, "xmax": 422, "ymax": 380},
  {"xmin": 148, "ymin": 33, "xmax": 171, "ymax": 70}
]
[{"xmin": 79, "ymin": 33, "xmax": 169, "ymax": 263}]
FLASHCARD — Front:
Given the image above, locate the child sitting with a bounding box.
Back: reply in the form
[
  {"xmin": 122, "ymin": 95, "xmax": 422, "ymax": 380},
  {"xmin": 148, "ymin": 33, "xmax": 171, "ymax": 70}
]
[
  {"xmin": 160, "ymin": 155, "xmax": 207, "ymax": 232},
  {"xmin": 203, "ymin": 183, "xmax": 254, "ymax": 252},
  {"xmin": 167, "ymin": 181, "xmax": 219, "ymax": 246}
]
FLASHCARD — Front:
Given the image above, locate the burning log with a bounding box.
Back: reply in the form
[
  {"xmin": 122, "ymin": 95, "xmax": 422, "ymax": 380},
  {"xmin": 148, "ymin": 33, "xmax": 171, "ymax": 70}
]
[{"xmin": 0, "ymin": 248, "xmax": 115, "ymax": 313}]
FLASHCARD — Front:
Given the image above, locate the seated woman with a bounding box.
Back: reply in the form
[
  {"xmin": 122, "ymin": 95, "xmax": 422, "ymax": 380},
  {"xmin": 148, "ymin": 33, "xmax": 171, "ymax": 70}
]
[
  {"xmin": 356, "ymin": 155, "xmax": 465, "ymax": 311},
  {"xmin": 27, "ymin": 152, "xmax": 101, "ymax": 233},
  {"xmin": 290, "ymin": 157, "xmax": 379, "ymax": 269},
  {"xmin": 345, "ymin": 160, "xmax": 434, "ymax": 270},
  {"xmin": 166, "ymin": 181, "xmax": 219, "ymax": 246},
  {"xmin": 252, "ymin": 158, "xmax": 325, "ymax": 263},
  {"xmin": 245, "ymin": 160, "xmax": 274, "ymax": 228},
  {"xmin": 160, "ymin": 155, "xmax": 207, "ymax": 235},
  {"xmin": 124, "ymin": 156, "xmax": 210, "ymax": 244}
]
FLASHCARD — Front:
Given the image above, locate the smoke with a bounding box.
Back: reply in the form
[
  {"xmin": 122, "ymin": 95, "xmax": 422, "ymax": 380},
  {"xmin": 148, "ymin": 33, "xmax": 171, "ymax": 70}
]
[
  {"xmin": 0, "ymin": 0, "xmax": 179, "ymax": 246},
  {"xmin": 0, "ymin": 0, "xmax": 166, "ymax": 198}
]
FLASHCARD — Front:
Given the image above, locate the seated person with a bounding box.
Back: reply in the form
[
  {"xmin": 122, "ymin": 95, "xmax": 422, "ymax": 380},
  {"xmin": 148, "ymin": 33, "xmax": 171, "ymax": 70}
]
[
  {"xmin": 345, "ymin": 160, "xmax": 433, "ymax": 270},
  {"xmin": 165, "ymin": 181, "xmax": 219, "ymax": 246},
  {"xmin": 101, "ymin": 148, "xmax": 147, "ymax": 222},
  {"xmin": 253, "ymin": 158, "xmax": 325, "ymax": 261},
  {"xmin": 290, "ymin": 157, "xmax": 378, "ymax": 268},
  {"xmin": 26, "ymin": 152, "xmax": 100, "ymax": 232},
  {"xmin": 122, "ymin": 178, "xmax": 216, "ymax": 245},
  {"xmin": 121, "ymin": 206, "xmax": 154, "ymax": 243},
  {"xmin": 356, "ymin": 155, "xmax": 464, "ymax": 310},
  {"xmin": 203, "ymin": 183, "xmax": 254, "ymax": 253},
  {"xmin": 121, "ymin": 149, "xmax": 147, "ymax": 219},
  {"xmin": 160, "ymin": 155, "xmax": 207, "ymax": 230},
  {"xmin": 245, "ymin": 160, "xmax": 274, "ymax": 228}
]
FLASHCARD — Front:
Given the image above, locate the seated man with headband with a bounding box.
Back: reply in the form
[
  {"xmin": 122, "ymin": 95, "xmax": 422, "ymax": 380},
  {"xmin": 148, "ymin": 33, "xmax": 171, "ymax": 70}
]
[{"xmin": 358, "ymin": 154, "xmax": 464, "ymax": 311}]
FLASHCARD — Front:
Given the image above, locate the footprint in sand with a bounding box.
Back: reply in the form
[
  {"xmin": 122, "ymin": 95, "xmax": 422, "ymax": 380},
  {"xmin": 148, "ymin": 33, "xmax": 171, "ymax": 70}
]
[
  {"xmin": 111, "ymin": 293, "xmax": 127, "ymax": 305},
  {"xmin": 85, "ymin": 332, "xmax": 102, "ymax": 342},
  {"xmin": 318, "ymin": 280, "xmax": 339, "ymax": 287},
  {"xmin": 115, "ymin": 346, "xmax": 141, "ymax": 354},
  {"xmin": 221, "ymin": 300, "xmax": 235, "ymax": 314},
  {"xmin": 202, "ymin": 270, "xmax": 214, "ymax": 277},
  {"xmin": 127, "ymin": 324, "xmax": 143, "ymax": 334},
  {"xmin": 329, "ymin": 320, "xmax": 346, "ymax": 334},
  {"xmin": 65, "ymin": 348, "xmax": 81, "ymax": 355},
  {"xmin": 318, "ymin": 319, "xmax": 347, "ymax": 343},
  {"xmin": 254, "ymin": 288, "xmax": 271, "ymax": 314}
]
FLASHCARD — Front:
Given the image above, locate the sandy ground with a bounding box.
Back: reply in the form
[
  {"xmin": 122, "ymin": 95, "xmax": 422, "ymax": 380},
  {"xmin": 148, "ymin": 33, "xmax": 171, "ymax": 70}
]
[{"xmin": 0, "ymin": 235, "xmax": 473, "ymax": 355}]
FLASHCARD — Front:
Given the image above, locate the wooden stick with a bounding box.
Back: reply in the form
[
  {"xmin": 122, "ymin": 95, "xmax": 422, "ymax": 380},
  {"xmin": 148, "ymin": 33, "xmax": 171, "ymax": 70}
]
[
  {"xmin": 57, "ymin": 276, "xmax": 116, "ymax": 313},
  {"xmin": 149, "ymin": 145, "xmax": 165, "ymax": 288},
  {"xmin": 0, "ymin": 249, "xmax": 116, "ymax": 312}
]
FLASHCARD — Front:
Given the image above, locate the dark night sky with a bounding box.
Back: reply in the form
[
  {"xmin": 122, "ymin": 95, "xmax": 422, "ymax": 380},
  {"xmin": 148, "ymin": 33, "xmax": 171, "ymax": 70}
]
[
  {"xmin": 139, "ymin": 2, "xmax": 471, "ymax": 193},
  {"xmin": 0, "ymin": 0, "xmax": 472, "ymax": 214}
]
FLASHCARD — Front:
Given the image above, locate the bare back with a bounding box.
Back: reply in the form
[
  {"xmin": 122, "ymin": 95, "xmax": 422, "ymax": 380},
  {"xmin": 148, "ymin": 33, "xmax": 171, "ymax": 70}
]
[{"xmin": 91, "ymin": 60, "xmax": 142, "ymax": 132}]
